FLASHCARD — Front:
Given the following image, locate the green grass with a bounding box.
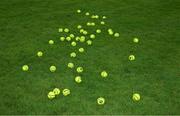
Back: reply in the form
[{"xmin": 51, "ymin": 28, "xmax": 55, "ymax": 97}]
[{"xmin": 0, "ymin": 0, "xmax": 180, "ymax": 115}]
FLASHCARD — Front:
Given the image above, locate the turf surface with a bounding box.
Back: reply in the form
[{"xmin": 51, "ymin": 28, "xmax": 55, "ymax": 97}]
[{"xmin": 0, "ymin": 0, "xmax": 180, "ymax": 115}]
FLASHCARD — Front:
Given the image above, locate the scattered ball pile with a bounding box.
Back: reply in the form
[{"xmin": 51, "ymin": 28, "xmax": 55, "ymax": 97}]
[
  {"xmin": 21, "ymin": 9, "xmax": 141, "ymax": 105},
  {"xmin": 47, "ymin": 88, "xmax": 71, "ymax": 99},
  {"xmin": 48, "ymin": 88, "xmax": 60, "ymax": 99}
]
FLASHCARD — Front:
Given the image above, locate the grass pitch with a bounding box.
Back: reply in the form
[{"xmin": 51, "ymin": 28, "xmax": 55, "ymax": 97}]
[{"xmin": 0, "ymin": 0, "xmax": 179, "ymax": 115}]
